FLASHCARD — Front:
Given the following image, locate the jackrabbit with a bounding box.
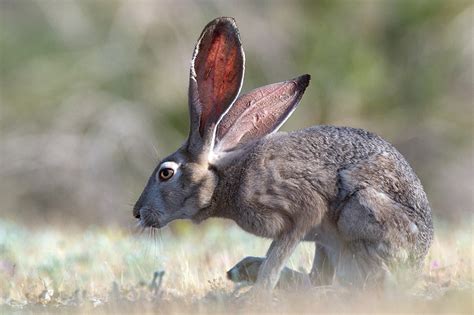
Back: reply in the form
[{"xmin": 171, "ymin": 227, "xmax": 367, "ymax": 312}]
[{"xmin": 134, "ymin": 17, "xmax": 433, "ymax": 290}]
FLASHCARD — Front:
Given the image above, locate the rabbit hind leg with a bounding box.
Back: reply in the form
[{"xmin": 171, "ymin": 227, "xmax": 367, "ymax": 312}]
[
  {"xmin": 335, "ymin": 188, "xmax": 415, "ymax": 287},
  {"xmin": 309, "ymin": 242, "xmax": 335, "ymax": 286},
  {"xmin": 334, "ymin": 240, "xmax": 394, "ymax": 288}
]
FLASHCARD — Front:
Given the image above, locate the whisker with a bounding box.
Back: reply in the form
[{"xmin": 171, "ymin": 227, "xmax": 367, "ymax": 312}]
[
  {"xmin": 132, "ymin": 220, "xmax": 145, "ymax": 235},
  {"xmin": 151, "ymin": 144, "xmax": 161, "ymax": 163},
  {"xmin": 151, "ymin": 228, "xmax": 158, "ymax": 253},
  {"xmin": 157, "ymin": 228, "xmax": 164, "ymax": 253},
  {"xmin": 140, "ymin": 227, "xmax": 152, "ymax": 257}
]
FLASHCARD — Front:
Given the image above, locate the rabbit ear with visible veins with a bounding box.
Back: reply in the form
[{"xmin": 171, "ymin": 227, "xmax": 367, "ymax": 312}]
[
  {"xmin": 214, "ymin": 74, "xmax": 310, "ymax": 153},
  {"xmin": 187, "ymin": 17, "xmax": 244, "ymax": 158}
]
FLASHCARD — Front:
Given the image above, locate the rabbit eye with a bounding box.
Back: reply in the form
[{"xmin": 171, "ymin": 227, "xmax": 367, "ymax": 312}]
[
  {"xmin": 157, "ymin": 161, "xmax": 179, "ymax": 182},
  {"xmin": 159, "ymin": 168, "xmax": 174, "ymax": 181}
]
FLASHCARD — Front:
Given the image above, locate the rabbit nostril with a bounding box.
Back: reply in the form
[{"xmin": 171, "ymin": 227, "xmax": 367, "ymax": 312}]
[
  {"xmin": 133, "ymin": 207, "xmax": 141, "ymax": 219},
  {"xmin": 227, "ymin": 268, "xmax": 240, "ymax": 281}
]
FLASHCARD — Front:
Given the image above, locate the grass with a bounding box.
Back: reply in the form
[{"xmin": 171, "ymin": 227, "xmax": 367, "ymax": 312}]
[{"xmin": 0, "ymin": 218, "xmax": 472, "ymax": 314}]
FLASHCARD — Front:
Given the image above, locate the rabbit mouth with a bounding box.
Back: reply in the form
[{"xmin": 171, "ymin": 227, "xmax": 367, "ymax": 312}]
[{"xmin": 138, "ymin": 207, "xmax": 165, "ymax": 228}]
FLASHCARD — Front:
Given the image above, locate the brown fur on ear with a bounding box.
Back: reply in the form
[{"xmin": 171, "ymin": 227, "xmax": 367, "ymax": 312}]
[
  {"xmin": 215, "ymin": 75, "xmax": 310, "ymax": 152},
  {"xmin": 189, "ymin": 17, "xmax": 245, "ymax": 143}
]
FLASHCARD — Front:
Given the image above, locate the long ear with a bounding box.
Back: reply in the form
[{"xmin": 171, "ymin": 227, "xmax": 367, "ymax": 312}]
[
  {"xmin": 215, "ymin": 74, "xmax": 310, "ymax": 152},
  {"xmin": 187, "ymin": 17, "xmax": 244, "ymax": 156}
]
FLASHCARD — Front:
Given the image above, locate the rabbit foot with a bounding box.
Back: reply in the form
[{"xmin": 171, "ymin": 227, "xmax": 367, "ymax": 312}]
[
  {"xmin": 227, "ymin": 256, "xmax": 312, "ymax": 289},
  {"xmin": 227, "ymin": 256, "xmax": 264, "ymax": 284}
]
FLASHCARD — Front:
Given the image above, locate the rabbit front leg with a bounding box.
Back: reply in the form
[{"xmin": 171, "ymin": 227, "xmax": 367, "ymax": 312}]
[{"xmin": 254, "ymin": 233, "xmax": 301, "ymax": 290}]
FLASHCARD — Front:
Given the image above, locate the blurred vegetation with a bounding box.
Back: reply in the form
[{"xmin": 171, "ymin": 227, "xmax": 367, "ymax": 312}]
[
  {"xmin": 0, "ymin": 219, "xmax": 472, "ymax": 313},
  {"xmin": 0, "ymin": 0, "xmax": 472, "ymax": 227}
]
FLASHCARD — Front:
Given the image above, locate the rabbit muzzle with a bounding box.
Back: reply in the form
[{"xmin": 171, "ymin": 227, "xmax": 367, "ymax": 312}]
[
  {"xmin": 137, "ymin": 206, "xmax": 180, "ymax": 229},
  {"xmin": 137, "ymin": 206, "xmax": 161, "ymax": 228}
]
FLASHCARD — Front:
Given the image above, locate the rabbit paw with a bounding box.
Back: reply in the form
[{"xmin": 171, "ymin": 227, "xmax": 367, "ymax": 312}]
[{"xmin": 227, "ymin": 256, "xmax": 264, "ymax": 284}]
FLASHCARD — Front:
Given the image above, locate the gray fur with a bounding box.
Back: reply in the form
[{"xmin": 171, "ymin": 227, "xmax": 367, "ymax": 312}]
[
  {"xmin": 133, "ymin": 17, "xmax": 433, "ymax": 291},
  {"xmin": 205, "ymin": 126, "xmax": 432, "ymax": 288}
]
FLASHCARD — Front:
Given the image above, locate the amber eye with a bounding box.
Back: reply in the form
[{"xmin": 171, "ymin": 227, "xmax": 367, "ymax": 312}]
[{"xmin": 158, "ymin": 168, "xmax": 174, "ymax": 181}]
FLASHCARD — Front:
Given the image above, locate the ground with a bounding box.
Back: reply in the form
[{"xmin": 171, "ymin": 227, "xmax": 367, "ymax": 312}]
[{"xmin": 0, "ymin": 219, "xmax": 472, "ymax": 314}]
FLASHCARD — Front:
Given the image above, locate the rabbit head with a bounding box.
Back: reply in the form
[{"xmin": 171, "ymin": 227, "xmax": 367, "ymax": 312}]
[{"xmin": 133, "ymin": 17, "xmax": 310, "ymax": 228}]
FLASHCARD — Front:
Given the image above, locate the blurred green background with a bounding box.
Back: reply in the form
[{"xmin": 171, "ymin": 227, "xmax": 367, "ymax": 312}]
[{"xmin": 0, "ymin": 0, "xmax": 472, "ymax": 228}]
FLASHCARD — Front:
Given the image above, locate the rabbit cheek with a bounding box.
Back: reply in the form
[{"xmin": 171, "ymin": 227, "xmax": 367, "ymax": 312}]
[{"xmin": 180, "ymin": 164, "xmax": 218, "ymax": 219}]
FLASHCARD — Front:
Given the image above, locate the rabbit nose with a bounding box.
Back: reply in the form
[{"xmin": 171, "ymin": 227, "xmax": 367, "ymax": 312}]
[
  {"xmin": 133, "ymin": 206, "xmax": 141, "ymax": 219},
  {"xmin": 227, "ymin": 268, "xmax": 238, "ymax": 281}
]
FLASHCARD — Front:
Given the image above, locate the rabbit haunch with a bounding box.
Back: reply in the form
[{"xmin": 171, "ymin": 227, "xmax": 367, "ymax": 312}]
[{"xmin": 133, "ymin": 17, "xmax": 433, "ymax": 290}]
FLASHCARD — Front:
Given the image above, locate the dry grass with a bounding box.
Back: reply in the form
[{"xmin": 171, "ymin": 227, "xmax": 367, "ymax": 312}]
[{"xmin": 0, "ymin": 219, "xmax": 472, "ymax": 314}]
